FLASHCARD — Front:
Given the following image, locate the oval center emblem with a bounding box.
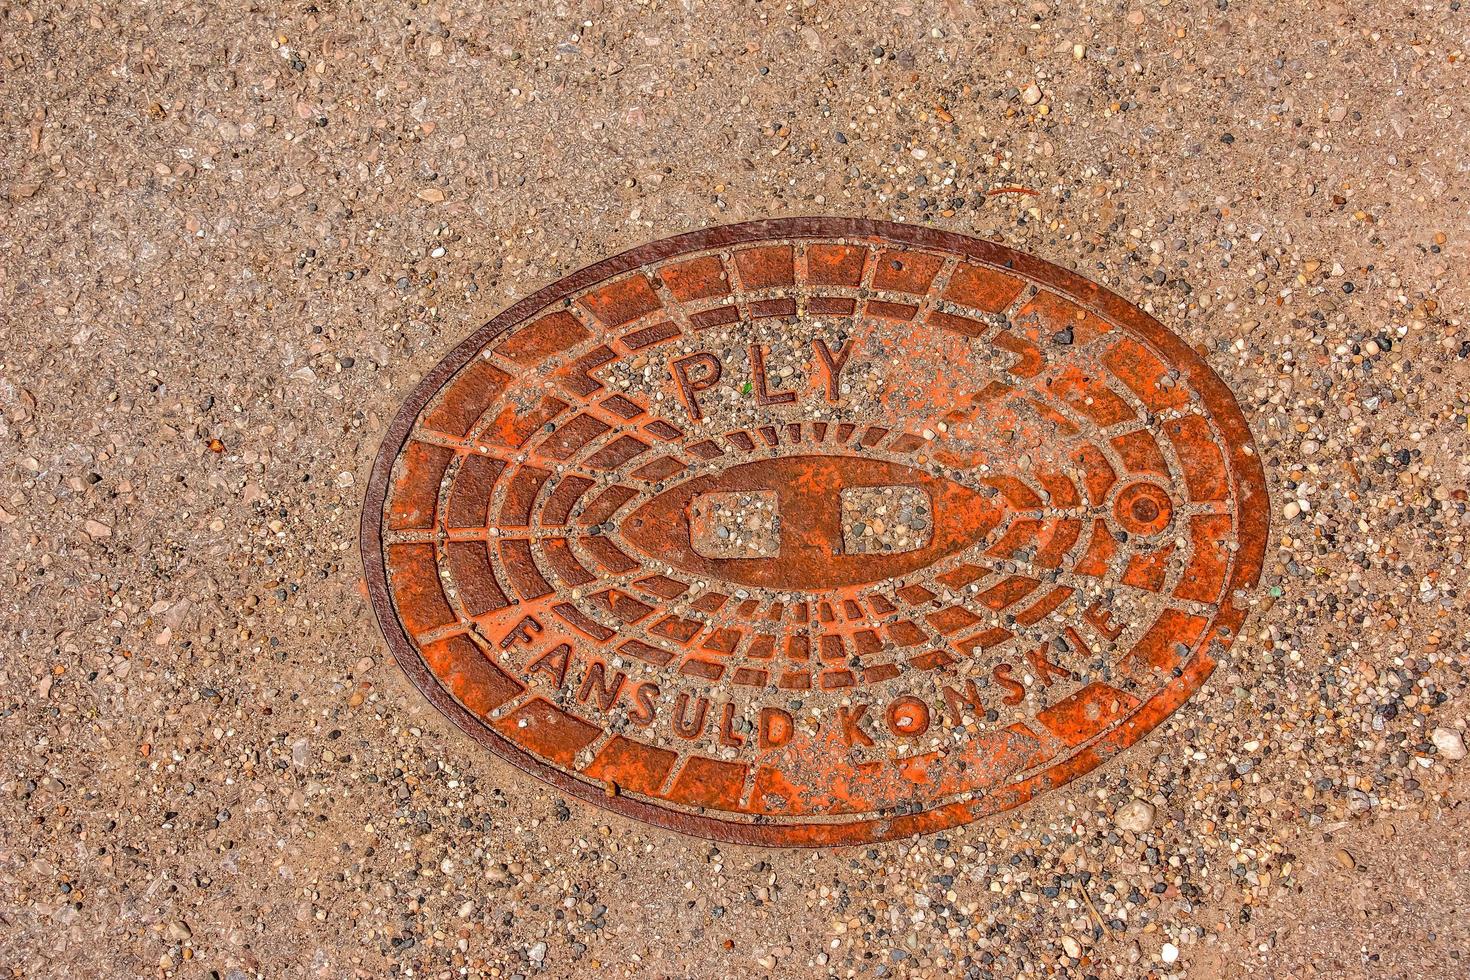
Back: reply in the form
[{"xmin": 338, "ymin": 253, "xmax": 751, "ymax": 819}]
[
  {"xmin": 362, "ymin": 217, "xmax": 1269, "ymax": 847},
  {"xmin": 621, "ymin": 454, "xmax": 1006, "ymax": 590}
]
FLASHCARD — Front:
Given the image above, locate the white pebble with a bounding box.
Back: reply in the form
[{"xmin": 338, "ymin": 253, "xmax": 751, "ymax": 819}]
[
  {"xmin": 1114, "ymin": 799, "xmax": 1156, "ymax": 833},
  {"xmin": 1432, "ymin": 727, "xmax": 1466, "ymax": 761}
]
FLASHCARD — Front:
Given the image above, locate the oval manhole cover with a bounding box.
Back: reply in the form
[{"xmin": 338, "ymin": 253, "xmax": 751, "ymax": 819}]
[{"xmin": 361, "ymin": 218, "xmax": 1269, "ymax": 846}]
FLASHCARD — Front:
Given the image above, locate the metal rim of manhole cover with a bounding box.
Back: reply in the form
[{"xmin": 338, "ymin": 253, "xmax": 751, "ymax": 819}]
[{"xmin": 361, "ymin": 217, "xmax": 1269, "ymax": 847}]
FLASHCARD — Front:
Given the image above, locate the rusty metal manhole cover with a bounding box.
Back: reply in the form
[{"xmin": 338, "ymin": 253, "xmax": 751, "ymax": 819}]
[{"xmin": 361, "ymin": 217, "xmax": 1269, "ymax": 846}]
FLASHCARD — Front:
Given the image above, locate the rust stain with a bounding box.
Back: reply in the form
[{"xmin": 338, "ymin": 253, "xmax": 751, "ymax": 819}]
[{"xmin": 361, "ymin": 218, "xmax": 1270, "ymax": 847}]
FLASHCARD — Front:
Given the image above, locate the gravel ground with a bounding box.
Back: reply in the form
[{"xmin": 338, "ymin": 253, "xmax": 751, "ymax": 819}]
[{"xmin": 2, "ymin": 1, "xmax": 1468, "ymax": 978}]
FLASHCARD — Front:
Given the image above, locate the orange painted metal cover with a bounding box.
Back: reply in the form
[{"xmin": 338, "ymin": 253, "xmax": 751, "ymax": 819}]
[{"xmin": 361, "ymin": 218, "xmax": 1269, "ymax": 846}]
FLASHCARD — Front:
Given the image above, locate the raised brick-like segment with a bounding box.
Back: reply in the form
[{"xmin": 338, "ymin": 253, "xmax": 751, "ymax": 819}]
[{"xmin": 361, "ymin": 218, "xmax": 1269, "ymax": 847}]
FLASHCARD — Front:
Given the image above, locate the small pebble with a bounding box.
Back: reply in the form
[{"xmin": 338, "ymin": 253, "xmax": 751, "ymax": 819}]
[
  {"xmin": 1431, "ymin": 728, "xmax": 1466, "ymax": 761},
  {"xmin": 1114, "ymin": 799, "xmax": 1156, "ymax": 834}
]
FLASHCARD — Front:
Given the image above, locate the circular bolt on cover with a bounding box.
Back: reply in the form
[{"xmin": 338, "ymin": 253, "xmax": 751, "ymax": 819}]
[{"xmin": 361, "ymin": 218, "xmax": 1269, "ymax": 847}]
